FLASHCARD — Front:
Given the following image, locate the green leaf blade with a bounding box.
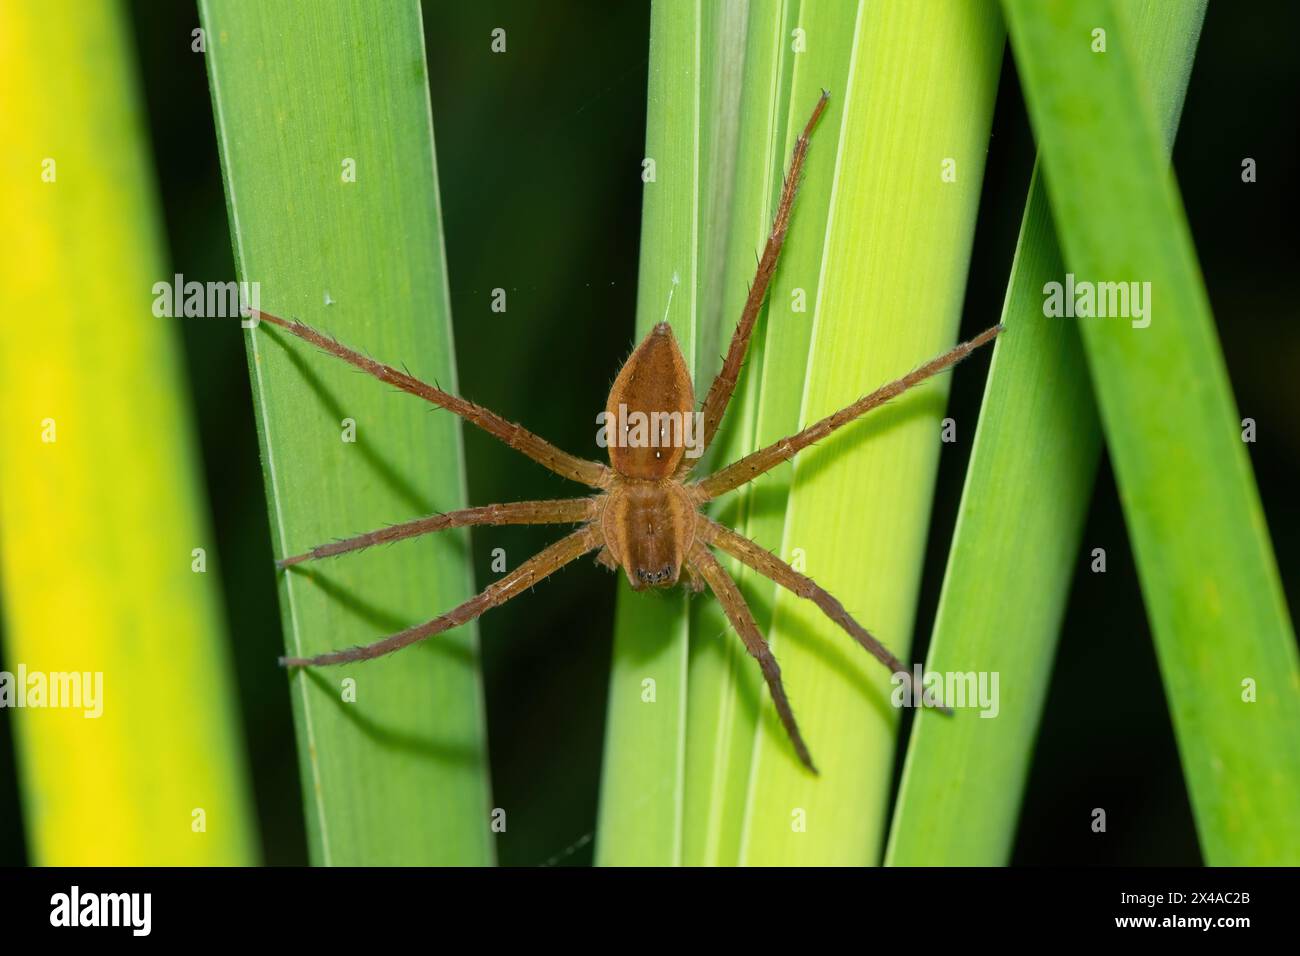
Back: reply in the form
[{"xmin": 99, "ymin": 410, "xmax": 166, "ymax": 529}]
[
  {"xmin": 1002, "ymin": 0, "xmax": 1300, "ymax": 864},
  {"xmin": 886, "ymin": 0, "xmax": 1208, "ymax": 867},
  {"xmin": 595, "ymin": 0, "xmax": 704, "ymax": 867},
  {"xmin": 737, "ymin": 0, "xmax": 1004, "ymax": 866},
  {"xmin": 201, "ymin": 0, "xmax": 493, "ymax": 866},
  {"xmin": 683, "ymin": 0, "xmax": 857, "ymax": 868},
  {"xmin": 0, "ymin": 0, "xmax": 256, "ymax": 865},
  {"xmin": 600, "ymin": 0, "xmax": 1005, "ymax": 867}
]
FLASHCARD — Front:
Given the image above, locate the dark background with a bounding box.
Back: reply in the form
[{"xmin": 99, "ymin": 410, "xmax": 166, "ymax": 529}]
[{"xmin": 1, "ymin": 1, "xmax": 1294, "ymax": 866}]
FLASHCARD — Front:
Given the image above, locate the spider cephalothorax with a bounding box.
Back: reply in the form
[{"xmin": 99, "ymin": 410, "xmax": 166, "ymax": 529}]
[{"xmin": 262, "ymin": 92, "xmax": 1001, "ymax": 773}]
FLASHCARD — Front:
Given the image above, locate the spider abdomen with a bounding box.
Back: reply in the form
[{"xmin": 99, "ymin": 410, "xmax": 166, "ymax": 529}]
[{"xmin": 601, "ymin": 479, "xmax": 695, "ymax": 591}]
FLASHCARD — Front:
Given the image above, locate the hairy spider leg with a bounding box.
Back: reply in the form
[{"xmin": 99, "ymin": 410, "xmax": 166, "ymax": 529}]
[
  {"xmin": 696, "ymin": 515, "xmax": 952, "ymax": 717},
  {"xmin": 254, "ymin": 309, "xmax": 612, "ymax": 489},
  {"xmin": 687, "ymin": 90, "xmax": 831, "ymax": 473},
  {"xmin": 277, "ymin": 498, "xmax": 597, "ymax": 568},
  {"xmin": 696, "ymin": 324, "xmax": 1004, "ymax": 500},
  {"xmin": 688, "ymin": 540, "xmax": 818, "ymax": 773},
  {"xmin": 281, "ymin": 525, "xmax": 603, "ymax": 667}
]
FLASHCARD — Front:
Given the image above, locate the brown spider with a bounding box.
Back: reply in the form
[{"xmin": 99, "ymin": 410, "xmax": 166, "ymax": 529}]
[{"xmin": 258, "ymin": 92, "xmax": 1001, "ymax": 773}]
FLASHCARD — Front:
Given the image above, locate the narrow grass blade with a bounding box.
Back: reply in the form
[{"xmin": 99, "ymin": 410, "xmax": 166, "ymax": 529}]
[
  {"xmin": 596, "ymin": 0, "xmax": 712, "ymax": 866},
  {"xmin": 736, "ymin": 0, "xmax": 1004, "ymax": 865},
  {"xmin": 201, "ymin": 0, "xmax": 494, "ymax": 865},
  {"xmin": 682, "ymin": 0, "xmax": 857, "ymax": 868},
  {"xmin": 886, "ymin": 0, "xmax": 1207, "ymax": 866},
  {"xmin": 0, "ymin": 0, "xmax": 255, "ymax": 864},
  {"xmin": 1002, "ymin": 0, "xmax": 1300, "ymax": 864}
]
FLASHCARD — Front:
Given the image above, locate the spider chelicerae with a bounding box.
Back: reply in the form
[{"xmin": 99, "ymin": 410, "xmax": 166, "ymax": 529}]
[{"xmin": 258, "ymin": 92, "xmax": 1001, "ymax": 773}]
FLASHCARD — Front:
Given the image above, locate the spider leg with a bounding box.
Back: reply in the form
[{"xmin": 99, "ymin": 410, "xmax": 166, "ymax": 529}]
[
  {"xmin": 278, "ymin": 497, "xmax": 598, "ymax": 568},
  {"xmin": 253, "ymin": 310, "xmax": 612, "ymax": 489},
  {"xmin": 281, "ymin": 524, "xmax": 602, "ymax": 667},
  {"xmin": 695, "ymin": 324, "xmax": 1003, "ymax": 500},
  {"xmin": 687, "ymin": 91, "xmax": 830, "ymax": 471},
  {"xmin": 682, "ymin": 562, "xmax": 706, "ymax": 594},
  {"xmin": 695, "ymin": 515, "xmax": 949, "ymax": 714},
  {"xmin": 689, "ymin": 540, "xmax": 818, "ymax": 774}
]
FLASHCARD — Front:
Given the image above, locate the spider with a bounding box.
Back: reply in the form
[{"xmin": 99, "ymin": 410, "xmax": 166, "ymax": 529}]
[{"xmin": 258, "ymin": 92, "xmax": 1001, "ymax": 774}]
